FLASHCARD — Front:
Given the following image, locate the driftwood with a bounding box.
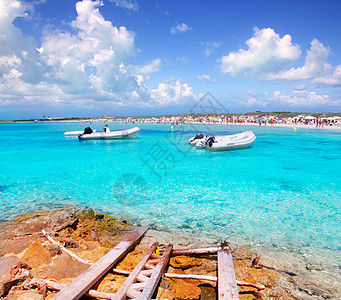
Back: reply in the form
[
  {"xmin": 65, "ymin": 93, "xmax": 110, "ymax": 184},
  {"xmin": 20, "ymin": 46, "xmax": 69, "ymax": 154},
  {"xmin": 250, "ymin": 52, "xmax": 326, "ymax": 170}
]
[
  {"xmin": 51, "ymin": 227, "xmax": 147, "ymax": 300},
  {"xmin": 113, "ymin": 268, "xmax": 153, "ymax": 278},
  {"xmin": 112, "ymin": 269, "xmax": 265, "ymax": 290},
  {"xmin": 218, "ymin": 248, "xmax": 239, "ymax": 300},
  {"xmin": 164, "ymin": 273, "xmax": 265, "ymax": 290},
  {"xmin": 160, "ymin": 246, "xmax": 222, "ymax": 256},
  {"xmin": 140, "ymin": 244, "xmax": 173, "ymax": 299},
  {"xmin": 42, "ymin": 230, "xmax": 92, "ymax": 265},
  {"xmin": 29, "ymin": 278, "xmax": 115, "ymax": 299},
  {"xmin": 112, "ymin": 242, "xmax": 158, "ymax": 300}
]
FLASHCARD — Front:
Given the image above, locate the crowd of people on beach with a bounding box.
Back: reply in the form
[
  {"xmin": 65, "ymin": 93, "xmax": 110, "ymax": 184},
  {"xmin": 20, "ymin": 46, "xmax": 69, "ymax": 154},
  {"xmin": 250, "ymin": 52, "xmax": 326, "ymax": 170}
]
[{"xmin": 86, "ymin": 114, "xmax": 341, "ymax": 128}]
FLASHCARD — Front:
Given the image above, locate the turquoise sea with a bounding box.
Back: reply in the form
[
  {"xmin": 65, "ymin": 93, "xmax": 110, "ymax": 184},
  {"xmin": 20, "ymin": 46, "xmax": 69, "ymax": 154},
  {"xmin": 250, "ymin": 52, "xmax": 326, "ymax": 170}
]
[{"xmin": 0, "ymin": 122, "xmax": 340, "ymax": 270}]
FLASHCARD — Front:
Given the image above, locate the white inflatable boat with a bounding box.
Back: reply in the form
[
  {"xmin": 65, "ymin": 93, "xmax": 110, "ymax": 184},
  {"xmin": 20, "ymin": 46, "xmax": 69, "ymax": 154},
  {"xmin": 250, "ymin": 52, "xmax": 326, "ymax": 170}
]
[
  {"xmin": 78, "ymin": 126, "xmax": 140, "ymax": 140},
  {"xmin": 189, "ymin": 131, "xmax": 256, "ymax": 151},
  {"xmin": 64, "ymin": 130, "xmax": 85, "ymax": 136}
]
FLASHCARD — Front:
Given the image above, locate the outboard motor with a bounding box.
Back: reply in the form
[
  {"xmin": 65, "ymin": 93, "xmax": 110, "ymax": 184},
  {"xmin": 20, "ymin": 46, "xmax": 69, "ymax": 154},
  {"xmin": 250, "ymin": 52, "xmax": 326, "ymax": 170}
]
[
  {"xmin": 83, "ymin": 127, "xmax": 93, "ymax": 134},
  {"xmin": 205, "ymin": 134, "xmax": 215, "ymax": 147},
  {"xmin": 79, "ymin": 127, "xmax": 93, "ymax": 140},
  {"xmin": 194, "ymin": 132, "xmax": 204, "ymax": 140}
]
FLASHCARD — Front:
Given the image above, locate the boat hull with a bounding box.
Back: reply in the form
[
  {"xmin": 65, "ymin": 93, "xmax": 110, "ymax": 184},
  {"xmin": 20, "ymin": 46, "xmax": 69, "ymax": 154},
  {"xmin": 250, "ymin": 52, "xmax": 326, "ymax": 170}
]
[
  {"xmin": 64, "ymin": 130, "xmax": 84, "ymax": 136},
  {"xmin": 206, "ymin": 131, "xmax": 256, "ymax": 151},
  {"xmin": 79, "ymin": 127, "xmax": 140, "ymax": 140}
]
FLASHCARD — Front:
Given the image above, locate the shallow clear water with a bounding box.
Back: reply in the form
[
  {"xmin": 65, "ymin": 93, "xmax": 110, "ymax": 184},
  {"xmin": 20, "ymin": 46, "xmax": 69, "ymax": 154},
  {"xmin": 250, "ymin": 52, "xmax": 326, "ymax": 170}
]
[{"xmin": 0, "ymin": 122, "xmax": 340, "ymax": 269}]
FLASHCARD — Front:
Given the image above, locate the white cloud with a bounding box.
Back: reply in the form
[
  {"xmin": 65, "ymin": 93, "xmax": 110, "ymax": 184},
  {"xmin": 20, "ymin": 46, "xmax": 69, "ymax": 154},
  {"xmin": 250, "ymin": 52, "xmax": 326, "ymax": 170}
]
[
  {"xmin": 270, "ymin": 39, "xmax": 332, "ymax": 80},
  {"xmin": 150, "ymin": 80, "xmax": 196, "ymax": 105},
  {"xmin": 170, "ymin": 23, "xmax": 192, "ymax": 34},
  {"xmin": 218, "ymin": 27, "xmax": 301, "ymax": 76},
  {"xmin": 0, "ymin": 0, "xmax": 199, "ymax": 113},
  {"xmin": 270, "ymin": 90, "xmax": 332, "ymax": 107},
  {"xmin": 313, "ymin": 65, "xmax": 341, "ymax": 86},
  {"xmin": 204, "ymin": 41, "xmax": 220, "ymax": 57},
  {"xmin": 0, "ymin": 0, "xmax": 44, "ymax": 84},
  {"xmin": 237, "ymin": 89, "xmax": 340, "ymax": 110},
  {"xmin": 197, "ymin": 74, "xmax": 216, "ymax": 83},
  {"xmin": 109, "ymin": 0, "xmax": 138, "ymax": 11}
]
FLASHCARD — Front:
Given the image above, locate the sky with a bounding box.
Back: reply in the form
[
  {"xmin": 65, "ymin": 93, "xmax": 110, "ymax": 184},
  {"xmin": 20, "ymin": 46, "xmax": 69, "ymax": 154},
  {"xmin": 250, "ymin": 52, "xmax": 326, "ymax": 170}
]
[{"xmin": 1, "ymin": 0, "xmax": 341, "ymax": 119}]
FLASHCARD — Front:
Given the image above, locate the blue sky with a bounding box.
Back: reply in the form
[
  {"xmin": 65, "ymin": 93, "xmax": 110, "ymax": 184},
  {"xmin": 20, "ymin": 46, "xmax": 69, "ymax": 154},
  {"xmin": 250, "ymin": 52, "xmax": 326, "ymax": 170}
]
[{"xmin": 1, "ymin": 0, "xmax": 341, "ymax": 119}]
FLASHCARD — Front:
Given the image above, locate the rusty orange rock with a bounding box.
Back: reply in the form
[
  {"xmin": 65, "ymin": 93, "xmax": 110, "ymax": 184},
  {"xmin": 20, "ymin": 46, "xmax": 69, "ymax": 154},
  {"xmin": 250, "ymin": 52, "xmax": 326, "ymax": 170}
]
[
  {"xmin": 170, "ymin": 255, "xmax": 202, "ymax": 269},
  {"xmin": 22, "ymin": 239, "xmax": 52, "ymax": 269}
]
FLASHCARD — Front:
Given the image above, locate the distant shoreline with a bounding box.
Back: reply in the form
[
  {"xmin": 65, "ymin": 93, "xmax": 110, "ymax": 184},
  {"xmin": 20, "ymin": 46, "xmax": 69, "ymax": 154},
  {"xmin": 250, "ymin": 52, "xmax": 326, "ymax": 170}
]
[{"xmin": 2, "ymin": 118, "xmax": 341, "ymax": 131}]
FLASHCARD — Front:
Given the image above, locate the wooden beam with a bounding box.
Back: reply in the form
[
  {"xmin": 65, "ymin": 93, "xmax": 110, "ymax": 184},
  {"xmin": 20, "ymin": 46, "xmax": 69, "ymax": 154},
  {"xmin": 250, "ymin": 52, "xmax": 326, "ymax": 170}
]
[
  {"xmin": 218, "ymin": 248, "xmax": 239, "ymax": 300},
  {"xmin": 51, "ymin": 227, "xmax": 147, "ymax": 300},
  {"xmin": 113, "ymin": 242, "xmax": 158, "ymax": 300},
  {"xmin": 113, "ymin": 268, "xmax": 153, "ymax": 279},
  {"xmin": 30, "ymin": 278, "xmax": 115, "ymax": 299},
  {"xmin": 139, "ymin": 244, "xmax": 172, "ymax": 299},
  {"xmin": 113, "ymin": 269, "xmax": 264, "ymax": 290},
  {"xmin": 160, "ymin": 246, "xmax": 221, "ymax": 256},
  {"xmin": 163, "ymin": 273, "xmax": 265, "ymax": 290}
]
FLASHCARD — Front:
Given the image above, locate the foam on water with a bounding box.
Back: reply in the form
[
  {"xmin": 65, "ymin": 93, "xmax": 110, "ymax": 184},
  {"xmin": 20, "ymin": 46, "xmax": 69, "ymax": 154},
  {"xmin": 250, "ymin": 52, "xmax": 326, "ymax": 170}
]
[{"xmin": 0, "ymin": 122, "xmax": 340, "ymax": 270}]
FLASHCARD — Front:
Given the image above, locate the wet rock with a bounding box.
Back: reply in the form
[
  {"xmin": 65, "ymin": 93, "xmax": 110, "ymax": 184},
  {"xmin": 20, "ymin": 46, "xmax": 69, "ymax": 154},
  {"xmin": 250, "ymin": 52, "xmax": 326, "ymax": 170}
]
[
  {"xmin": 14, "ymin": 208, "xmax": 78, "ymax": 234},
  {"xmin": 22, "ymin": 239, "xmax": 52, "ymax": 268},
  {"xmin": 233, "ymin": 246, "xmax": 255, "ymax": 260},
  {"xmin": 76, "ymin": 208, "xmax": 95, "ymax": 219}
]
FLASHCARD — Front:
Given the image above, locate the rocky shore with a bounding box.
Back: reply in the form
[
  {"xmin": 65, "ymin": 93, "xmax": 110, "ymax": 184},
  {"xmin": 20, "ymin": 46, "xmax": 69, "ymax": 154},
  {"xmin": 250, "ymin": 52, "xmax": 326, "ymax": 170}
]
[{"xmin": 0, "ymin": 208, "xmax": 339, "ymax": 299}]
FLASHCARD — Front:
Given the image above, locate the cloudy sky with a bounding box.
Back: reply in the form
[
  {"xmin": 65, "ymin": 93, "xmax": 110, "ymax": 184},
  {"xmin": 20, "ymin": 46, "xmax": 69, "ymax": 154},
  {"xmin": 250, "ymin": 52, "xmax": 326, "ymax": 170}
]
[{"xmin": 1, "ymin": 0, "xmax": 341, "ymax": 119}]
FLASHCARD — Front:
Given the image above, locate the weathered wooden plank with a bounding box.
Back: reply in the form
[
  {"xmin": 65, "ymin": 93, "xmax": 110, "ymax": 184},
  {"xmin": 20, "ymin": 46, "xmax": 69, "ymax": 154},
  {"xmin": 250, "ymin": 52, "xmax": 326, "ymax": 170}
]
[
  {"xmin": 126, "ymin": 288, "xmax": 141, "ymax": 299},
  {"xmin": 51, "ymin": 227, "xmax": 147, "ymax": 300},
  {"xmin": 130, "ymin": 281, "xmax": 148, "ymax": 290},
  {"xmin": 160, "ymin": 246, "xmax": 221, "ymax": 256},
  {"xmin": 113, "ymin": 242, "xmax": 158, "ymax": 300},
  {"xmin": 30, "ymin": 278, "xmax": 115, "ymax": 299},
  {"xmin": 139, "ymin": 244, "xmax": 173, "ymax": 299},
  {"xmin": 218, "ymin": 248, "xmax": 239, "ymax": 300},
  {"xmin": 163, "ymin": 273, "xmax": 265, "ymax": 290},
  {"xmin": 113, "ymin": 268, "xmax": 150, "ymax": 282}
]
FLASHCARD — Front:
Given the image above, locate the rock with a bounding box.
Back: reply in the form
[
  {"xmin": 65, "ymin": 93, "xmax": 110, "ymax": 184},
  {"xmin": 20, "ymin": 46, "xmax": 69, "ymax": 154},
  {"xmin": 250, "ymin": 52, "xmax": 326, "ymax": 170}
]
[
  {"xmin": 45, "ymin": 244, "xmax": 62, "ymax": 257},
  {"xmin": 10, "ymin": 261, "xmax": 31, "ymax": 279},
  {"xmin": 14, "ymin": 209, "xmax": 78, "ymax": 234},
  {"xmin": 31, "ymin": 252, "xmax": 89, "ymax": 281},
  {"xmin": 64, "ymin": 238, "xmax": 79, "ymax": 248},
  {"xmin": 233, "ymin": 246, "xmax": 255, "ymax": 260},
  {"xmin": 22, "ymin": 239, "xmax": 52, "ymax": 268},
  {"xmin": 170, "ymin": 255, "xmax": 202, "ymax": 269},
  {"xmin": 5, "ymin": 289, "xmax": 44, "ymax": 300},
  {"xmin": 97, "ymin": 273, "xmax": 126, "ymax": 293},
  {"xmin": 0, "ymin": 256, "xmax": 19, "ymax": 283},
  {"xmin": 0, "ymin": 277, "xmax": 27, "ymax": 298},
  {"xmin": 173, "ymin": 279, "xmax": 201, "ymax": 299},
  {"xmin": 76, "ymin": 208, "xmax": 95, "ymax": 219},
  {"xmin": 200, "ymin": 284, "xmax": 216, "ymax": 300}
]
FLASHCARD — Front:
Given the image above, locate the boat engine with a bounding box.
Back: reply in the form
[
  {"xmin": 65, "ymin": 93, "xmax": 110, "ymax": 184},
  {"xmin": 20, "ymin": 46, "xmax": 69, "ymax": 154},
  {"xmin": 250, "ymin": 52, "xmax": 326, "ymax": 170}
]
[
  {"xmin": 205, "ymin": 134, "xmax": 215, "ymax": 147},
  {"xmin": 84, "ymin": 127, "xmax": 93, "ymax": 134},
  {"xmin": 194, "ymin": 132, "xmax": 204, "ymax": 140}
]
